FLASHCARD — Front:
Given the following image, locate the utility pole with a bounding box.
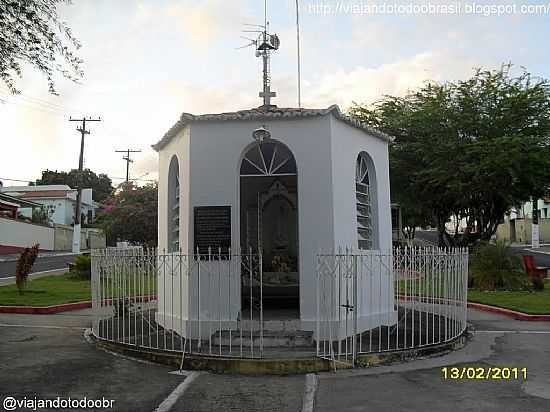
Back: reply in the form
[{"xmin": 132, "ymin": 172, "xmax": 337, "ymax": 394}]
[
  {"xmin": 532, "ymin": 197, "xmax": 540, "ymax": 248},
  {"xmin": 69, "ymin": 116, "xmax": 101, "ymax": 253},
  {"xmin": 115, "ymin": 149, "xmax": 141, "ymax": 182}
]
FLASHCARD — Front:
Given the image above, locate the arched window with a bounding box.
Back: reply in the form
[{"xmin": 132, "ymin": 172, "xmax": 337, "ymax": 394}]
[
  {"xmin": 240, "ymin": 141, "xmax": 297, "ymax": 176},
  {"xmin": 356, "ymin": 152, "xmax": 376, "ymax": 250},
  {"xmin": 167, "ymin": 156, "xmax": 180, "ymax": 252}
]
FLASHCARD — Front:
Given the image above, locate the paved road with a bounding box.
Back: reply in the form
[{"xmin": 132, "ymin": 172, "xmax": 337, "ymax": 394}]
[
  {"xmin": 1, "ymin": 308, "xmax": 549, "ymax": 411},
  {"xmin": 416, "ymin": 230, "xmax": 550, "ymax": 267},
  {"xmin": 0, "ymin": 254, "xmax": 76, "ymax": 278},
  {"xmin": 415, "ymin": 230, "xmax": 439, "ymax": 245}
]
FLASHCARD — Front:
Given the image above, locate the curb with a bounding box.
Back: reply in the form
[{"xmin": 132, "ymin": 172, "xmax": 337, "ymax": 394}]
[
  {"xmin": 0, "ymin": 295, "xmax": 156, "ymax": 314},
  {"xmin": 93, "ymin": 334, "xmax": 467, "ymax": 375},
  {"xmin": 0, "ymin": 301, "xmax": 92, "ymax": 314},
  {"xmin": 467, "ymin": 302, "xmax": 550, "ymax": 321}
]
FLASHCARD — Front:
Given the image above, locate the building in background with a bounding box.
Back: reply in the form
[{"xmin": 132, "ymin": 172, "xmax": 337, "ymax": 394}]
[
  {"xmin": 511, "ymin": 197, "xmax": 550, "ymax": 221},
  {"xmin": 496, "ymin": 197, "xmax": 550, "ymax": 244},
  {"xmin": 0, "ymin": 185, "xmax": 98, "ymax": 226}
]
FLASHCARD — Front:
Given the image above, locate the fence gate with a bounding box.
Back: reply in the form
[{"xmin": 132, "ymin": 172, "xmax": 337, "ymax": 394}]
[
  {"xmin": 316, "ymin": 251, "xmax": 359, "ymax": 367},
  {"xmin": 316, "ymin": 248, "xmax": 469, "ymax": 368}
]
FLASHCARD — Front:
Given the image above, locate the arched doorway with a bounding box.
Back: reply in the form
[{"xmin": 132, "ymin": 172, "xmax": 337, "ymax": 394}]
[{"xmin": 239, "ymin": 140, "xmax": 299, "ymax": 309}]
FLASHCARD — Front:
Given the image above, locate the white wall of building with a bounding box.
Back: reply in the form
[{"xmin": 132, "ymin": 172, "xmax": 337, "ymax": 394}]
[
  {"xmin": 189, "ymin": 117, "xmax": 335, "ymax": 325},
  {"xmin": 327, "ymin": 116, "xmax": 395, "ymax": 331},
  {"xmin": 329, "ymin": 116, "xmax": 393, "ymax": 252},
  {"xmin": 0, "ymin": 217, "xmax": 54, "ymax": 251},
  {"xmin": 157, "ymin": 125, "xmax": 191, "ymax": 330},
  {"xmin": 156, "ymin": 113, "xmax": 394, "ymax": 335}
]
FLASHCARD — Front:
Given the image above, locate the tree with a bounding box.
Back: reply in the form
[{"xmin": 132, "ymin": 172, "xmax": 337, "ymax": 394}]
[
  {"xmin": 0, "ymin": 0, "xmax": 83, "ymax": 94},
  {"xmin": 96, "ymin": 183, "xmax": 158, "ymax": 247},
  {"xmin": 15, "ymin": 244, "xmax": 39, "ymax": 294},
  {"xmin": 350, "ymin": 64, "xmax": 550, "ymax": 247},
  {"xmin": 34, "ymin": 169, "xmax": 113, "ymax": 202}
]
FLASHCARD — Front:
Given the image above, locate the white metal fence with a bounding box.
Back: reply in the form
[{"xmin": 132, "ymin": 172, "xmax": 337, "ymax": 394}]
[
  {"xmin": 91, "ymin": 248, "xmax": 265, "ymax": 358},
  {"xmin": 91, "ymin": 247, "xmax": 468, "ymax": 363},
  {"xmin": 316, "ymin": 247, "xmax": 469, "ymax": 366}
]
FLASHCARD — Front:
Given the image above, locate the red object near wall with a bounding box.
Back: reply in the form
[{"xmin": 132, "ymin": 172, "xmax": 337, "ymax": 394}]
[{"xmin": 522, "ymin": 255, "xmax": 549, "ymax": 278}]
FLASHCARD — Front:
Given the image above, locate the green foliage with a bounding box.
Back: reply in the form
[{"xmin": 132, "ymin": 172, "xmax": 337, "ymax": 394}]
[
  {"xmin": 96, "ymin": 182, "xmax": 158, "ymax": 247},
  {"xmin": 31, "ymin": 207, "xmax": 51, "ymax": 225},
  {"xmin": 469, "ymin": 241, "xmax": 527, "ymax": 290},
  {"xmin": 34, "ymin": 169, "xmax": 113, "ymax": 202},
  {"xmin": 0, "ymin": 0, "xmax": 83, "ymax": 94},
  {"xmin": 15, "ymin": 244, "xmax": 40, "ymax": 294},
  {"xmin": 349, "ymin": 64, "xmax": 550, "ymax": 247},
  {"xmin": 73, "ymin": 255, "xmax": 91, "ymax": 279}
]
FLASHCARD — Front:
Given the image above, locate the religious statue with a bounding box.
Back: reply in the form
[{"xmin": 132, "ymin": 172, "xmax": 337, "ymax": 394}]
[{"xmin": 273, "ymin": 203, "xmax": 289, "ymax": 249}]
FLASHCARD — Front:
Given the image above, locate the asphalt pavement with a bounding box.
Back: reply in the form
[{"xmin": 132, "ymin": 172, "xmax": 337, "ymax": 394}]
[
  {"xmin": 0, "ymin": 254, "xmax": 78, "ymax": 279},
  {"xmin": 415, "ymin": 230, "xmax": 550, "ymax": 267},
  {"xmin": 1, "ymin": 308, "xmax": 549, "ymax": 411}
]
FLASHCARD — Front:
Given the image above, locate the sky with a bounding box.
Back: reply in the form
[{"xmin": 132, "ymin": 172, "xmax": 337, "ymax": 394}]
[{"xmin": 1, "ymin": 0, "xmax": 550, "ymax": 188}]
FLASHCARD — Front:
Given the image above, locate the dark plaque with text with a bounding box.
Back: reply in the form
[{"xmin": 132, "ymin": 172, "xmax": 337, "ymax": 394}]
[{"xmin": 194, "ymin": 206, "xmax": 231, "ymax": 255}]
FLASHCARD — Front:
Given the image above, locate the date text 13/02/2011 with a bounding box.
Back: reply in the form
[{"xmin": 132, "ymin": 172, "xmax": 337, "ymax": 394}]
[{"xmin": 441, "ymin": 367, "xmax": 527, "ymax": 380}]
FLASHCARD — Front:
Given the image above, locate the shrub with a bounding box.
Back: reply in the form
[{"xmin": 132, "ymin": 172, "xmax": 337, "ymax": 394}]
[
  {"xmin": 469, "ymin": 240, "xmax": 528, "ymax": 290},
  {"xmin": 73, "ymin": 255, "xmax": 91, "ymax": 279},
  {"xmin": 15, "ymin": 244, "xmax": 40, "ymax": 294},
  {"xmin": 532, "ymin": 276, "xmax": 545, "ymax": 291}
]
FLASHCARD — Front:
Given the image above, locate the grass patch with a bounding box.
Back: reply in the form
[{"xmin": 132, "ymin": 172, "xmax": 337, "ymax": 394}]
[
  {"xmin": 0, "ymin": 273, "xmax": 91, "ymax": 307},
  {"xmin": 468, "ymin": 281, "xmax": 550, "ymax": 315},
  {"xmin": 0, "ymin": 272, "xmax": 158, "ymax": 307}
]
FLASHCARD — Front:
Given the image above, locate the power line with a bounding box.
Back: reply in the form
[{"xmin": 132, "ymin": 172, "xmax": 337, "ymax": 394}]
[
  {"xmin": 0, "ymin": 87, "xmax": 89, "ymax": 118},
  {"xmin": 0, "ymin": 174, "xmax": 157, "ymax": 186},
  {"xmin": 0, "ymin": 97, "xmax": 67, "ymax": 117},
  {"xmin": 0, "ymin": 177, "xmax": 34, "ymax": 184},
  {"xmin": 110, "ymin": 175, "xmax": 156, "ymax": 182}
]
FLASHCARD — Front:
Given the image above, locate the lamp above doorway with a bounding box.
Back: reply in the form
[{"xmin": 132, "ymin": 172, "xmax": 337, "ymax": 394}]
[{"xmin": 252, "ymin": 125, "xmax": 271, "ymax": 144}]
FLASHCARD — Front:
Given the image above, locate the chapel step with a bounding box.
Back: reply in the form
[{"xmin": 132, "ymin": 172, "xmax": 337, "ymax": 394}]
[{"xmin": 212, "ymin": 330, "xmax": 314, "ymax": 348}]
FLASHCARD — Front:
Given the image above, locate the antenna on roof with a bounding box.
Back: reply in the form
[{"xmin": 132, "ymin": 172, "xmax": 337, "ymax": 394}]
[
  {"xmin": 238, "ymin": 0, "xmax": 280, "ymax": 109},
  {"xmin": 295, "ymin": 0, "xmax": 302, "ymax": 108}
]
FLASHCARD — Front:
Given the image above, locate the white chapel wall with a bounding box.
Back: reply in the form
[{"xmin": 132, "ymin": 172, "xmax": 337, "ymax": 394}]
[
  {"xmin": 189, "ymin": 117, "xmax": 335, "ymax": 324},
  {"xmin": 329, "ymin": 115, "xmax": 396, "ymax": 331},
  {"xmin": 329, "ymin": 115, "xmax": 392, "ymax": 252},
  {"xmin": 156, "ymin": 125, "xmax": 191, "ymax": 336}
]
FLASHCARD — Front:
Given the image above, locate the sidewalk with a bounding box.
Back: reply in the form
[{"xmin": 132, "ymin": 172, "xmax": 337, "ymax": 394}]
[
  {"xmin": 0, "ymin": 268, "xmax": 67, "ymax": 286},
  {"xmin": 531, "ymin": 245, "xmax": 550, "ymax": 254}
]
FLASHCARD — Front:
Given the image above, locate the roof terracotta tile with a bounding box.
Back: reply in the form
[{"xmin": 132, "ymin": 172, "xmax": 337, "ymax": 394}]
[{"xmin": 152, "ymin": 104, "xmax": 393, "ymax": 152}]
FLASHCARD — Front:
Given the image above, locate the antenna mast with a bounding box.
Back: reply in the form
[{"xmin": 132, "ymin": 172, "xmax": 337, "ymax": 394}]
[
  {"xmin": 240, "ymin": 0, "xmax": 280, "ymax": 108},
  {"xmin": 296, "ymin": 0, "xmax": 302, "ymax": 108}
]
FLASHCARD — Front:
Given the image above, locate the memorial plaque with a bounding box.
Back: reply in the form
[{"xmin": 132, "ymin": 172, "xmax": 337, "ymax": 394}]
[{"xmin": 194, "ymin": 206, "xmax": 231, "ymax": 255}]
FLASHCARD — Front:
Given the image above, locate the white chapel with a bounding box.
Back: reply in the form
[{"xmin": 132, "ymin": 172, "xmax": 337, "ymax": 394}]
[{"xmin": 152, "ymin": 23, "xmax": 394, "ymax": 337}]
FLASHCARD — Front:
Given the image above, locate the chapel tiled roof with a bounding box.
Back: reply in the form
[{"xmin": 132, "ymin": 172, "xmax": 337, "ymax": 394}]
[{"xmin": 152, "ymin": 104, "xmax": 393, "ymax": 152}]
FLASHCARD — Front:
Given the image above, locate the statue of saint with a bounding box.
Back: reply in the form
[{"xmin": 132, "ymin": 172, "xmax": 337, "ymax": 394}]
[{"xmin": 273, "ymin": 202, "xmax": 288, "ymax": 248}]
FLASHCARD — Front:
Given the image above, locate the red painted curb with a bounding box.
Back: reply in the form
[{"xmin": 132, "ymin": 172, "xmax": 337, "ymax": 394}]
[
  {"xmin": 467, "ymin": 302, "xmax": 550, "ymax": 321},
  {"xmin": 0, "ymin": 301, "xmax": 92, "ymax": 314}
]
